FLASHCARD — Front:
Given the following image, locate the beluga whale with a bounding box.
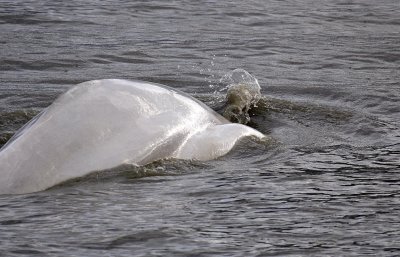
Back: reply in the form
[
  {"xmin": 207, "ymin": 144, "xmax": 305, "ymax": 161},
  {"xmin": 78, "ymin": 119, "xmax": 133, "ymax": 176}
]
[{"xmin": 0, "ymin": 77, "xmax": 266, "ymax": 194}]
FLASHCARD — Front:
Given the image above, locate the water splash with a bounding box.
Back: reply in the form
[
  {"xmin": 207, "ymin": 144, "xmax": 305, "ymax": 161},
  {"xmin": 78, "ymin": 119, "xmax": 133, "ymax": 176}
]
[
  {"xmin": 219, "ymin": 69, "xmax": 262, "ymax": 124},
  {"xmin": 220, "ymin": 69, "xmax": 261, "ymax": 97}
]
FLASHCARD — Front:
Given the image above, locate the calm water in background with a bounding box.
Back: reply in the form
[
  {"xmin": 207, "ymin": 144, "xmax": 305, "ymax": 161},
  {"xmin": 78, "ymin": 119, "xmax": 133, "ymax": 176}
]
[{"xmin": 0, "ymin": 0, "xmax": 400, "ymax": 256}]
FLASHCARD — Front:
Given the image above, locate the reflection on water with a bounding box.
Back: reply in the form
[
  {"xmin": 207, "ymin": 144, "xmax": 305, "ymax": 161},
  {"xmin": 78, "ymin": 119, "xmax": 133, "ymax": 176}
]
[{"xmin": 0, "ymin": 0, "xmax": 399, "ymax": 256}]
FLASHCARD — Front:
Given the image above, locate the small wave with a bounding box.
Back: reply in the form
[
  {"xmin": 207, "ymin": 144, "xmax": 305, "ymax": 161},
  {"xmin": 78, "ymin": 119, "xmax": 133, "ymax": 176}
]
[
  {"xmin": 1, "ymin": 58, "xmax": 87, "ymax": 71},
  {"xmin": 0, "ymin": 109, "xmax": 39, "ymax": 147},
  {"xmin": 333, "ymin": 51, "xmax": 400, "ymax": 64},
  {"xmin": 92, "ymin": 54, "xmax": 153, "ymax": 65},
  {"xmin": 0, "ymin": 10, "xmax": 97, "ymax": 25},
  {"xmin": 50, "ymin": 159, "xmax": 210, "ymax": 191},
  {"xmin": 83, "ymin": 229, "xmax": 172, "ymax": 250},
  {"xmin": 289, "ymin": 143, "xmax": 400, "ymax": 174}
]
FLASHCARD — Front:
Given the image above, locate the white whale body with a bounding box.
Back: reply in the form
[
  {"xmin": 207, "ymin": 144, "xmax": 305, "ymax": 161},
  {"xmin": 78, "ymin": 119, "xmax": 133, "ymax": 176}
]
[{"xmin": 0, "ymin": 79, "xmax": 265, "ymax": 194}]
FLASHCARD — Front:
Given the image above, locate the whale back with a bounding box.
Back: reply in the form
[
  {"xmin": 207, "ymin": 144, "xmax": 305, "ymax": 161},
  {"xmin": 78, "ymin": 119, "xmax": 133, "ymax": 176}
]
[{"xmin": 0, "ymin": 79, "xmax": 264, "ymax": 194}]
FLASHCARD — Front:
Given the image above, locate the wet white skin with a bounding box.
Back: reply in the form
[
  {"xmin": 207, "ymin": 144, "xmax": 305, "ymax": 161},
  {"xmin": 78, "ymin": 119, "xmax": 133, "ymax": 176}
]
[{"xmin": 0, "ymin": 79, "xmax": 265, "ymax": 194}]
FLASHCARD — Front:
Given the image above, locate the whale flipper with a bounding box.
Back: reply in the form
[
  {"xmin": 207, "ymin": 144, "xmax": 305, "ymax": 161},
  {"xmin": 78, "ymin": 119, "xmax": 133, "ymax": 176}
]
[{"xmin": 175, "ymin": 123, "xmax": 264, "ymax": 161}]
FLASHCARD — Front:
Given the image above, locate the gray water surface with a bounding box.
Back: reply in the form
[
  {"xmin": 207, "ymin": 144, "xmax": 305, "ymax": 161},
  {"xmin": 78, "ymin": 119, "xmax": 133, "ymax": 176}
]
[{"xmin": 1, "ymin": 0, "xmax": 400, "ymax": 256}]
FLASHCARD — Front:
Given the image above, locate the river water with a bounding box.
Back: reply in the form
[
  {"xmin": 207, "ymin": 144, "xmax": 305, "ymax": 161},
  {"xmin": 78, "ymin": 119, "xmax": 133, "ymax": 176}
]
[{"xmin": 0, "ymin": 0, "xmax": 399, "ymax": 256}]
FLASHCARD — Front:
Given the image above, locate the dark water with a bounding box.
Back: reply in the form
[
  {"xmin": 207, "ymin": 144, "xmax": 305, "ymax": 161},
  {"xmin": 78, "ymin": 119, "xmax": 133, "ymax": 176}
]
[{"xmin": 1, "ymin": 0, "xmax": 400, "ymax": 256}]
